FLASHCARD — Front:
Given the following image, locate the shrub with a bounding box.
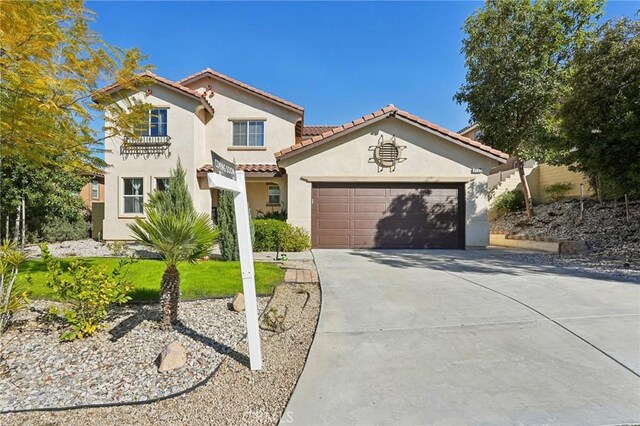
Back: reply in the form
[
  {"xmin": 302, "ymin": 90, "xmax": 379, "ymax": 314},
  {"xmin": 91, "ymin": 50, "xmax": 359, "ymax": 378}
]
[
  {"xmin": 257, "ymin": 209, "xmax": 287, "ymax": 221},
  {"xmin": 41, "ymin": 244, "xmax": 134, "ymax": 341},
  {"xmin": 40, "ymin": 217, "xmax": 90, "ymax": 242},
  {"xmin": 218, "ymin": 191, "xmax": 238, "ymax": 261},
  {"xmin": 544, "ymin": 182, "xmax": 574, "ymax": 202},
  {"xmin": 492, "ymin": 190, "xmax": 525, "ymax": 217},
  {"xmin": 0, "ymin": 240, "xmax": 30, "ymax": 333},
  {"xmin": 106, "ymin": 241, "xmax": 129, "ymax": 257},
  {"xmin": 253, "ymin": 219, "xmax": 310, "ymax": 252}
]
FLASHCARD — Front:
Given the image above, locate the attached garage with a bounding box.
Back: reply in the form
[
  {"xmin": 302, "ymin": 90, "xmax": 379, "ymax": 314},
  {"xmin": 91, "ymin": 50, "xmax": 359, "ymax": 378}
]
[
  {"xmin": 276, "ymin": 105, "xmax": 508, "ymax": 249},
  {"xmin": 312, "ymin": 183, "xmax": 464, "ymax": 249}
]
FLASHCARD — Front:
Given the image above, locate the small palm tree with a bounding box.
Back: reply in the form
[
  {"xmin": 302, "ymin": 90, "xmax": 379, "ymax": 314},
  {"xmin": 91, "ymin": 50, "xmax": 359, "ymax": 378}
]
[{"xmin": 128, "ymin": 209, "xmax": 216, "ymax": 328}]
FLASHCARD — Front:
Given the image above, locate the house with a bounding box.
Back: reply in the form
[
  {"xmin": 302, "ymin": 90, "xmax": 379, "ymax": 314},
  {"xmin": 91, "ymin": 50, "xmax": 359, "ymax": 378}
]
[
  {"xmin": 459, "ymin": 123, "xmax": 594, "ymax": 204},
  {"xmin": 79, "ymin": 172, "xmax": 105, "ymax": 240},
  {"xmin": 97, "ymin": 69, "xmax": 509, "ymax": 249}
]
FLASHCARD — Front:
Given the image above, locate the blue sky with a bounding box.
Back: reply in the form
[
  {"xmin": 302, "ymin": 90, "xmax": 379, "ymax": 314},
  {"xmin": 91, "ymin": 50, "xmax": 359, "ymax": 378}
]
[{"xmin": 89, "ymin": 0, "xmax": 639, "ymax": 132}]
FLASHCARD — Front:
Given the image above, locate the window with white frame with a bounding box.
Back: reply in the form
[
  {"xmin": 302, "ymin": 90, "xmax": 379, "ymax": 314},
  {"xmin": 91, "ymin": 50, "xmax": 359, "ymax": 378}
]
[
  {"xmin": 123, "ymin": 178, "xmax": 144, "ymax": 214},
  {"xmin": 91, "ymin": 180, "xmax": 100, "ymax": 200},
  {"xmin": 155, "ymin": 177, "xmax": 170, "ymax": 191},
  {"xmin": 232, "ymin": 121, "xmax": 264, "ymax": 146},
  {"xmin": 137, "ymin": 108, "xmax": 168, "ymax": 136},
  {"xmin": 268, "ymin": 185, "xmax": 280, "ymax": 205}
]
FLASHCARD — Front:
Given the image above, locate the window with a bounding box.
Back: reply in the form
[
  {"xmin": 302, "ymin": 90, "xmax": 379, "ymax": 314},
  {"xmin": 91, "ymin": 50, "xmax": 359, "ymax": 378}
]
[
  {"xmin": 137, "ymin": 109, "xmax": 168, "ymax": 136},
  {"xmin": 123, "ymin": 178, "xmax": 144, "ymax": 214},
  {"xmin": 91, "ymin": 180, "xmax": 100, "ymax": 200},
  {"xmin": 156, "ymin": 177, "xmax": 170, "ymax": 191},
  {"xmin": 268, "ymin": 185, "xmax": 280, "ymax": 205},
  {"xmin": 232, "ymin": 121, "xmax": 264, "ymax": 146}
]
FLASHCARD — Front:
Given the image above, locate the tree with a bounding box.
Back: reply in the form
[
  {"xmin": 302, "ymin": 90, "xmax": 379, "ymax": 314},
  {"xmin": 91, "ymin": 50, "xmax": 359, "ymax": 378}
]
[
  {"xmin": 0, "ymin": 0, "xmax": 153, "ymax": 243},
  {"xmin": 218, "ymin": 191, "xmax": 239, "ymax": 261},
  {"xmin": 558, "ymin": 17, "xmax": 640, "ymax": 200},
  {"xmin": 146, "ymin": 160, "xmax": 194, "ymax": 215},
  {"xmin": 454, "ymin": 0, "xmax": 603, "ymax": 218},
  {"xmin": 128, "ymin": 166, "xmax": 216, "ymax": 329}
]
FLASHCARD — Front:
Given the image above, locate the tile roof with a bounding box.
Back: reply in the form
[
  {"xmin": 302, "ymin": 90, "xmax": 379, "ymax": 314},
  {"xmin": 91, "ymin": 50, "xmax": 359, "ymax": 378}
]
[
  {"xmin": 178, "ymin": 68, "xmax": 304, "ymax": 113},
  {"xmin": 302, "ymin": 125, "xmax": 337, "ymax": 138},
  {"xmin": 275, "ymin": 105, "xmax": 508, "ymax": 162},
  {"xmin": 458, "ymin": 123, "xmax": 479, "ymax": 134},
  {"xmin": 197, "ymin": 163, "xmax": 282, "ymax": 174},
  {"xmin": 95, "ymin": 70, "xmax": 202, "ymax": 100}
]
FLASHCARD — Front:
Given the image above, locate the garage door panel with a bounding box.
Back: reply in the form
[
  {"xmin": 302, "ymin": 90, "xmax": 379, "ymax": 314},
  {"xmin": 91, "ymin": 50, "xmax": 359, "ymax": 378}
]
[
  {"xmin": 353, "ymin": 188, "xmax": 387, "ymax": 197},
  {"xmin": 354, "ymin": 202, "xmax": 387, "ymax": 213},
  {"xmin": 317, "ymin": 203, "xmax": 350, "ymax": 214},
  {"xmin": 312, "ymin": 183, "xmax": 464, "ymax": 249},
  {"xmin": 317, "ymin": 219, "xmax": 350, "ymax": 230}
]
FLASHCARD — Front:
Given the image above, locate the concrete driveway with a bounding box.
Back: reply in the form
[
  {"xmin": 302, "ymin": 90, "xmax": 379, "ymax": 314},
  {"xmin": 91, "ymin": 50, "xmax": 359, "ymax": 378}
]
[{"xmin": 283, "ymin": 249, "xmax": 640, "ymax": 425}]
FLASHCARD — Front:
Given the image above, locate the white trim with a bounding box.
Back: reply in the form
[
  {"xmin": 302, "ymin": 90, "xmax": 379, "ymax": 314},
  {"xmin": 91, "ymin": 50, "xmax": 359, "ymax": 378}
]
[{"xmin": 119, "ymin": 176, "xmax": 146, "ymax": 218}]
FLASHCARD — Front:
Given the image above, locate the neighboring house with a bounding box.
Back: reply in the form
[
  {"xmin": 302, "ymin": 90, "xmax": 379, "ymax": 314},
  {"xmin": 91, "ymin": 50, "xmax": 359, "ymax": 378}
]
[
  {"xmin": 79, "ymin": 172, "xmax": 105, "ymax": 240},
  {"xmin": 97, "ymin": 69, "xmax": 508, "ymax": 248},
  {"xmin": 459, "ymin": 124, "xmax": 594, "ymax": 204},
  {"xmin": 79, "ymin": 173, "xmax": 105, "ymax": 207}
]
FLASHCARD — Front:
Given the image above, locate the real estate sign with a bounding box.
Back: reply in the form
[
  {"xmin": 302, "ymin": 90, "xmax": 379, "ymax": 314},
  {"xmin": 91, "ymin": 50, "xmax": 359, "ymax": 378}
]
[{"xmin": 207, "ymin": 151, "xmax": 262, "ymax": 371}]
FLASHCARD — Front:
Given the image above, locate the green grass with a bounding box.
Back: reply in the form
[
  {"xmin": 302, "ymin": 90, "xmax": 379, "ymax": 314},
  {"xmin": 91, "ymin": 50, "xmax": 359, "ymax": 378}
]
[{"xmin": 17, "ymin": 257, "xmax": 285, "ymax": 302}]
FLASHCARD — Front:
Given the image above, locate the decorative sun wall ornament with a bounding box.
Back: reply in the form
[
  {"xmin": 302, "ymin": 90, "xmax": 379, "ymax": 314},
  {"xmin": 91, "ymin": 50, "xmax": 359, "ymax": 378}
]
[{"xmin": 369, "ymin": 135, "xmax": 406, "ymax": 172}]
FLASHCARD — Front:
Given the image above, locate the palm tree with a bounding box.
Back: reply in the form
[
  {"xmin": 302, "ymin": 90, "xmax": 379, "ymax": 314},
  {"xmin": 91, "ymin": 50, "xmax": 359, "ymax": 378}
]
[{"xmin": 128, "ymin": 208, "xmax": 217, "ymax": 329}]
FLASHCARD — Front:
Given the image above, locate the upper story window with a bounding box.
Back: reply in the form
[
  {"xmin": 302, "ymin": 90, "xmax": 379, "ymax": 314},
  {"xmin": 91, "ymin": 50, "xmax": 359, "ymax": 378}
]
[
  {"xmin": 91, "ymin": 180, "xmax": 100, "ymax": 200},
  {"xmin": 233, "ymin": 121, "xmax": 264, "ymax": 147},
  {"xmin": 137, "ymin": 108, "xmax": 168, "ymax": 137}
]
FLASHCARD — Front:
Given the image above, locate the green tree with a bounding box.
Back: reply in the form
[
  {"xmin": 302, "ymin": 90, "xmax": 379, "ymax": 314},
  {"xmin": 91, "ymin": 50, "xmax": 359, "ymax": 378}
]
[
  {"xmin": 0, "ymin": 0, "xmax": 153, "ymax": 171},
  {"xmin": 558, "ymin": 17, "xmax": 640, "ymax": 200},
  {"xmin": 454, "ymin": 0, "xmax": 603, "ymax": 218},
  {"xmin": 147, "ymin": 160, "xmax": 194, "ymax": 215},
  {"xmin": 218, "ymin": 191, "xmax": 239, "ymax": 261},
  {"xmin": 128, "ymin": 165, "xmax": 216, "ymax": 328}
]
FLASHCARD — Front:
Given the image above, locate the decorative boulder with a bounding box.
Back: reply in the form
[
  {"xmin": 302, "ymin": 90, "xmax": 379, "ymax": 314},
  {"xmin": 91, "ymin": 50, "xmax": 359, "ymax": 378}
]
[
  {"xmin": 157, "ymin": 341, "xmax": 187, "ymax": 372},
  {"xmin": 232, "ymin": 293, "xmax": 245, "ymax": 312}
]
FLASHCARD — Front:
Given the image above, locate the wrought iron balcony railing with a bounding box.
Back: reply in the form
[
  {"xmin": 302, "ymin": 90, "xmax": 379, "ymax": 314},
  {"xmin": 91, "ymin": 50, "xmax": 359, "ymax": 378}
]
[{"xmin": 120, "ymin": 135, "xmax": 171, "ymax": 159}]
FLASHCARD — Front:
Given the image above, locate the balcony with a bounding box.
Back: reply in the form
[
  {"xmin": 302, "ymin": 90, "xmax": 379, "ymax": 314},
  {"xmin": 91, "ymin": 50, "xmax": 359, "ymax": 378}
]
[{"xmin": 120, "ymin": 135, "xmax": 171, "ymax": 159}]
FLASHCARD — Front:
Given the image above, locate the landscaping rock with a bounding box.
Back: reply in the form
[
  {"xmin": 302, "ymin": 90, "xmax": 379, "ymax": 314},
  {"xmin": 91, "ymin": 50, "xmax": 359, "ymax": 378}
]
[
  {"xmin": 157, "ymin": 341, "xmax": 187, "ymax": 372},
  {"xmin": 232, "ymin": 293, "xmax": 245, "ymax": 312}
]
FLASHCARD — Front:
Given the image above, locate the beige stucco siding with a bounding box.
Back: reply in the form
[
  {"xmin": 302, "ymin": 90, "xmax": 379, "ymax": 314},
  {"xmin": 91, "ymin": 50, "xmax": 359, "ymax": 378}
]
[
  {"xmin": 183, "ymin": 76, "xmax": 301, "ymax": 164},
  {"xmin": 279, "ymin": 117, "xmax": 500, "ymax": 248},
  {"xmin": 534, "ymin": 164, "xmax": 593, "ymax": 203},
  {"xmin": 103, "ymin": 85, "xmax": 207, "ymax": 240}
]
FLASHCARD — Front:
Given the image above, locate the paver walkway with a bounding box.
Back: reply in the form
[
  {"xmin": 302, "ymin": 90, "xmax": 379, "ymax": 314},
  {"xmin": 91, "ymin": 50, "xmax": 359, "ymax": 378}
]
[{"xmin": 283, "ymin": 249, "xmax": 640, "ymax": 425}]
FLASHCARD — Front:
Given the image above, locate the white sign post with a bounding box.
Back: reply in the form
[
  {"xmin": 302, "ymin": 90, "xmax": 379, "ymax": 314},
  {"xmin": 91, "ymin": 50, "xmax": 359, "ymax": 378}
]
[{"xmin": 208, "ymin": 152, "xmax": 262, "ymax": 371}]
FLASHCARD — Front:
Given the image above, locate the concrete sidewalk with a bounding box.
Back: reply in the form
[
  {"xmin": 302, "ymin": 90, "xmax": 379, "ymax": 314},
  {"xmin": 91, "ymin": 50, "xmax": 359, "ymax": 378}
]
[{"xmin": 283, "ymin": 249, "xmax": 640, "ymax": 425}]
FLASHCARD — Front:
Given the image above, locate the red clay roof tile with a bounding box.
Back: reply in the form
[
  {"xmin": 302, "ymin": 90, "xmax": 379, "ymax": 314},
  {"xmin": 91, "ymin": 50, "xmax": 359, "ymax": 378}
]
[
  {"xmin": 178, "ymin": 68, "xmax": 304, "ymax": 112},
  {"xmin": 274, "ymin": 105, "xmax": 509, "ymax": 162}
]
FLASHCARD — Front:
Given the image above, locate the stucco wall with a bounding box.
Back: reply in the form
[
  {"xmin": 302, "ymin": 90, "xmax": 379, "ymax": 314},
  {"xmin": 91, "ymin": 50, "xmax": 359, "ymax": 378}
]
[
  {"xmin": 103, "ymin": 85, "xmax": 207, "ymax": 240},
  {"xmin": 534, "ymin": 164, "xmax": 593, "ymax": 203},
  {"xmin": 183, "ymin": 76, "xmax": 301, "ymax": 165},
  {"xmin": 279, "ymin": 117, "xmax": 501, "ymax": 248}
]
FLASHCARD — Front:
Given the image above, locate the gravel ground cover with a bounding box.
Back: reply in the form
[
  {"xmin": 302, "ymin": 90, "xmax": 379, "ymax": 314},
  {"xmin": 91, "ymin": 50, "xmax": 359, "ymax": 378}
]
[
  {"xmin": 0, "ymin": 297, "xmax": 268, "ymax": 412},
  {"xmin": 491, "ymin": 199, "xmax": 640, "ymax": 269},
  {"xmin": 1, "ymin": 283, "xmax": 321, "ymax": 425},
  {"xmin": 22, "ymin": 240, "xmax": 156, "ymax": 259}
]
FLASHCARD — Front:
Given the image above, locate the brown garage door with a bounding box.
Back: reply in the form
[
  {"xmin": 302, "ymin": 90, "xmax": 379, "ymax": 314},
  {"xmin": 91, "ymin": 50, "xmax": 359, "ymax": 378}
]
[{"xmin": 311, "ymin": 183, "xmax": 464, "ymax": 249}]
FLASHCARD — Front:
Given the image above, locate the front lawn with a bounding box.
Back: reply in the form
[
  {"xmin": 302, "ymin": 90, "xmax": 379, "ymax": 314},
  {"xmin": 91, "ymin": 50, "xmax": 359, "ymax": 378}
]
[{"xmin": 17, "ymin": 257, "xmax": 284, "ymax": 302}]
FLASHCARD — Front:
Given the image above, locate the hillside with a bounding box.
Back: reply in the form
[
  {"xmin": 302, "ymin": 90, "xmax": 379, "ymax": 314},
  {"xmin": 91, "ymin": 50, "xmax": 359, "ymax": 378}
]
[{"xmin": 491, "ymin": 199, "xmax": 640, "ymax": 266}]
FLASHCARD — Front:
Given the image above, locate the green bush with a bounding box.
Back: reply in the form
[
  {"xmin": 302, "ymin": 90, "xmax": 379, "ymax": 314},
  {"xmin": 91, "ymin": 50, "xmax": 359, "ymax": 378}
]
[
  {"xmin": 253, "ymin": 219, "xmax": 310, "ymax": 252},
  {"xmin": 544, "ymin": 182, "xmax": 574, "ymax": 202},
  {"xmin": 0, "ymin": 240, "xmax": 30, "ymax": 333},
  {"xmin": 218, "ymin": 191, "xmax": 238, "ymax": 261},
  {"xmin": 257, "ymin": 209, "xmax": 287, "ymax": 221},
  {"xmin": 492, "ymin": 190, "xmax": 525, "ymax": 216},
  {"xmin": 41, "ymin": 244, "xmax": 134, "ymax": 341},
  {"xmin": 40, "ymin": 217, "xmax": 90, "ymax": 242}
]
